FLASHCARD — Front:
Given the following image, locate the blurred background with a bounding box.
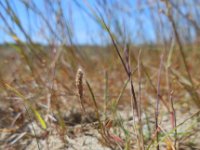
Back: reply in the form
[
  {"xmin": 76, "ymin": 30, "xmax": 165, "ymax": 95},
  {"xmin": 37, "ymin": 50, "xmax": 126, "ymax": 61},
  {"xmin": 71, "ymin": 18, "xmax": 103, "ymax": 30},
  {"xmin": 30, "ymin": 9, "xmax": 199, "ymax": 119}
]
[
  {"xmin": 0, "ymin": 1, "xmax": 200, "ymax": 149},
  {"xmin": 0, "ymin": 0, "xmax": 200, "ymax": 46},
  {"xmin": 0, "ymin": 0, "xmax": 200, "ymax": 111}
]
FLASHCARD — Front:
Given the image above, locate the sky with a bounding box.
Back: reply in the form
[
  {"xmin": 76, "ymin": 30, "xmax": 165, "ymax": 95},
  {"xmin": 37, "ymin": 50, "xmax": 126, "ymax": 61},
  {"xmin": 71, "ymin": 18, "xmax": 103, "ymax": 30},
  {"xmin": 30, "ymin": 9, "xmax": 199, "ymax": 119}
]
[{"xmin": 0, "ymin": 0, "xmax": 189, "ymax": 45}]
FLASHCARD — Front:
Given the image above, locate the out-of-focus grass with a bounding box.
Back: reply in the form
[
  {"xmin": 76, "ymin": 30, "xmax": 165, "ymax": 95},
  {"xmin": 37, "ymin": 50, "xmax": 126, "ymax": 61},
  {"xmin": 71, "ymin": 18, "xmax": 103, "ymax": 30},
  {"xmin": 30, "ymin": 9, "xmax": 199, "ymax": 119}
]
[
  {"xmin": 0, "ymin": 44, "xmax": 200, "ymax": 149},
  {"xmin": 0, "ymin": 1, "xmax": 200, "ymax": 148}
]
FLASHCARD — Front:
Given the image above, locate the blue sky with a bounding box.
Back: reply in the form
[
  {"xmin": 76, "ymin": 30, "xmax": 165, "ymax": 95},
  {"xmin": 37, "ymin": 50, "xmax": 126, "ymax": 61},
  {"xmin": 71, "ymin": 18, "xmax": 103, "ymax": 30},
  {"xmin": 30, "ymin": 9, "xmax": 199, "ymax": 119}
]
[
  {"xmin": 0, "ymin": 0, "xmax": 168, "ymax": 45},
  {"xmin": 0, "ymin": 0, "xmax": 100, "ymax": 44}
]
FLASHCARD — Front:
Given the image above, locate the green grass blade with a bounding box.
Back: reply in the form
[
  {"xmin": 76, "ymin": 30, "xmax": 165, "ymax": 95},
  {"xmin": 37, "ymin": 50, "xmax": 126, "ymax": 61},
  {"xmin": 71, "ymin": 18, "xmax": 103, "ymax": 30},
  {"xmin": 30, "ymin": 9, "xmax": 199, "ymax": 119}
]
[{"xmin": 5, "ymin": 83, "xmax": 47, "ymax": 129}]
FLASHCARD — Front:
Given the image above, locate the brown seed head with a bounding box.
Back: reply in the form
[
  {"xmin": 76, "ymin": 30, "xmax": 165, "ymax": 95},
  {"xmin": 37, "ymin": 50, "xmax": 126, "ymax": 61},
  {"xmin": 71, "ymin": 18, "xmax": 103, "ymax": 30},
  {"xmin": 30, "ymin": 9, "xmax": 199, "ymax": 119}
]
[{"xmin": 76, "ymin": 68, "xmax": 83, "ymax": 99}]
